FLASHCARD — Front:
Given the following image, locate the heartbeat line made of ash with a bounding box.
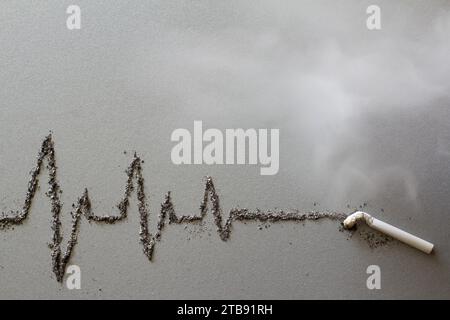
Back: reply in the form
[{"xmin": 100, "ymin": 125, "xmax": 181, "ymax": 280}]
[{"xmin": 0, "ymin": 135, "xmax": 348, "ymax": 282}]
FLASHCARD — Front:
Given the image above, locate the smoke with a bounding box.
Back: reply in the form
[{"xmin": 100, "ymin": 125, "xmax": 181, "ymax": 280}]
[{"xmin": 121, "ymin": 0, "xmax": 450, "ymax": 206}]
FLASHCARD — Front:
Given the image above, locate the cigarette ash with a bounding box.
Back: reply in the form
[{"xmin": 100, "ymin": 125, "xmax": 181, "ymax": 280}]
[
  {"xmin": 0, "ymin": 134, "xmax": 387, "ymax": 282},
  {"xmin": 358, "ymin": 228, "xmax": 394, "ymax": 249},
  {"xmin": 338, "ymin": 219, "xmax": 394, "ymax": 249}
]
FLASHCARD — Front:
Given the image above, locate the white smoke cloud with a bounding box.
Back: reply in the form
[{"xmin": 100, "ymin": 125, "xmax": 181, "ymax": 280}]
[{"xmin": 123, "ymin": 0, "xmax": 450, "ymax": 206}]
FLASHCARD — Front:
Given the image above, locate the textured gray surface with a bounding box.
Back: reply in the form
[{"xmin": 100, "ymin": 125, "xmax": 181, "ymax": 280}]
[{"xmin": 0, "ymin": 0, "xmax": 449, "ymax": 299}]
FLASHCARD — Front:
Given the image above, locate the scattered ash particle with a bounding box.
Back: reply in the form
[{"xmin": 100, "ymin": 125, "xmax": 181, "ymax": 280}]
[{"xmin": 359, "ymin": 229, "xmax": 393, "ymax": 249}]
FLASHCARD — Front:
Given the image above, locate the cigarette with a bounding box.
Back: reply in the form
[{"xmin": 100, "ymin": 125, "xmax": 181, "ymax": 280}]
[{"xmin": 343, "ymin": 211, "xmax": 434, "ymax": 254}]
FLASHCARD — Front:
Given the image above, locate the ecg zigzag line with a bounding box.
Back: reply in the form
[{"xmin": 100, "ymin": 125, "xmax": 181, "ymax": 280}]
[{"xmin": 0, "ymin": 135, "xmax": 346, "ymax": 282}]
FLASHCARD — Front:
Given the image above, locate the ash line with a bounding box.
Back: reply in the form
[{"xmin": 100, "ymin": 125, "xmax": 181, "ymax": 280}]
[{"xmin": 0, "ymin": 135, "xmax": 347, "ymax": 282}]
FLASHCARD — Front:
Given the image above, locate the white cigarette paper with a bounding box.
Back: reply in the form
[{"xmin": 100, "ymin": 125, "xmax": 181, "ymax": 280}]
[{"xmin": 343, "ymin": 211, "xmax": 434, "ymax": 254}]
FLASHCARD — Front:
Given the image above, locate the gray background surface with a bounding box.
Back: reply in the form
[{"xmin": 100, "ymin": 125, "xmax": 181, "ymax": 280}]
[{"xmin": 0, "ymin": 0, "xmax": 449, "ymax": 299}]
